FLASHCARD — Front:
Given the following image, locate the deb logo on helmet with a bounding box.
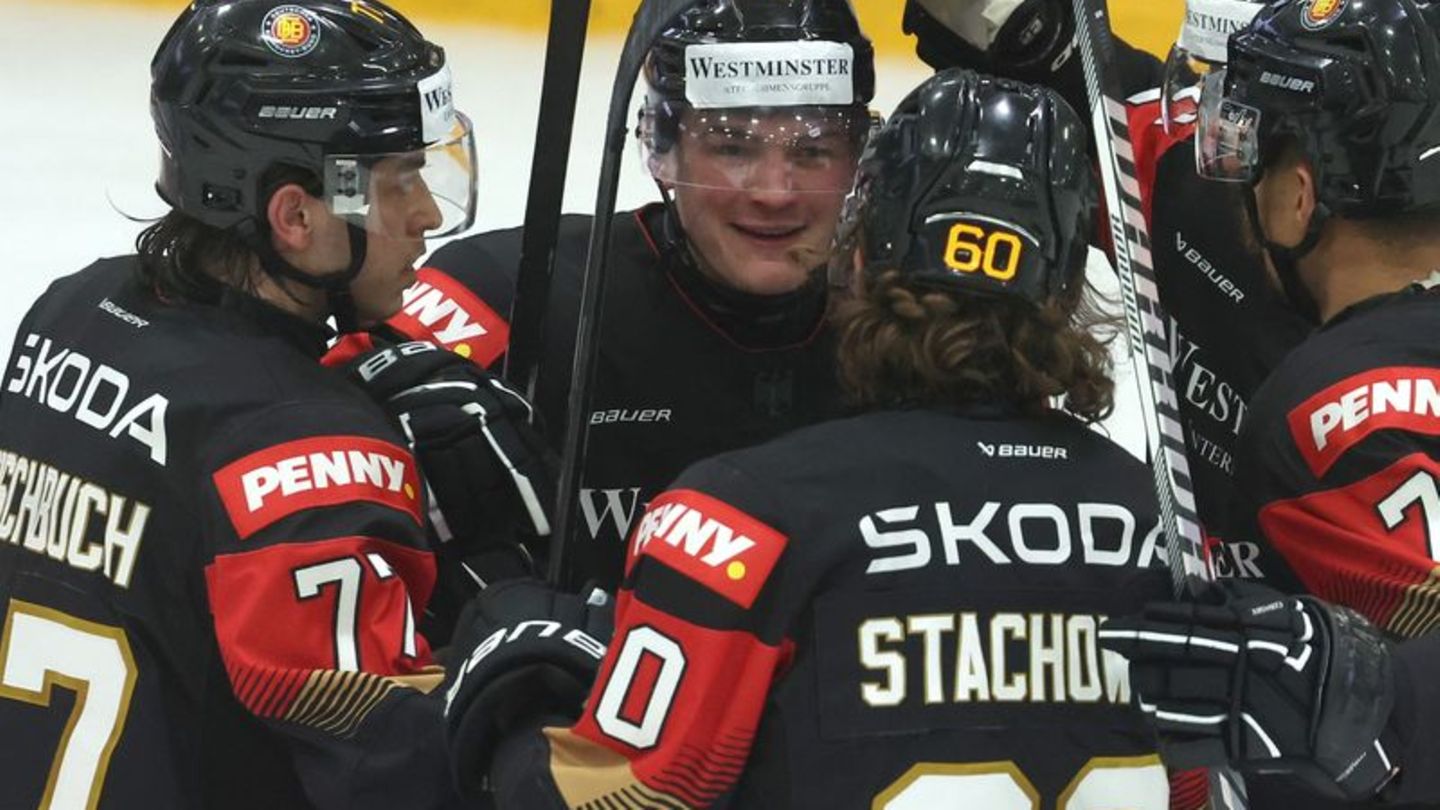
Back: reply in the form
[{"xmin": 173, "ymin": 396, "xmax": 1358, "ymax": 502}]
[
  {"xmin": 262, "ymin": 5, "xmax": 322, "ymax": 58},
  {"xmin": 1301, "ymin": 0, "xmax": 1347, "ymax": 30}
]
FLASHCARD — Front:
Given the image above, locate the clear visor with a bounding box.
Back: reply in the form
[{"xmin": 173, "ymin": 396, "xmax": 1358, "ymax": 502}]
[
  {"xmin": 642, "ymin": 105, "xmax": 872, "ymax": 195},
  {"xmin": 323, "ymin": 112, "xmax": 477, "ymax": 240},
  {"xmin": 1161, "ymin": 42, "xmax": 1217, "ymax": 135},
  {"xmin": 1195, "ymin": 69, "xmax": 1263, "ymax": 182}
]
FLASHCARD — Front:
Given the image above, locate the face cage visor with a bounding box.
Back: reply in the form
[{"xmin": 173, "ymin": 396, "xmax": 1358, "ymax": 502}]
[
  {"xmin": 1162, "ymin": 42, "xmax": 1217, "ymax": 135},
  {"xmin": 641, "ymin": 103, "xmax": 874, "ymax": 195},
  {"xmin": 323, "ymin": 111, "xmax": 478, "ymax": 240},
  {"xmin": 1196, "ymin": 69, "xmax": 1264, "ymax": 182}
]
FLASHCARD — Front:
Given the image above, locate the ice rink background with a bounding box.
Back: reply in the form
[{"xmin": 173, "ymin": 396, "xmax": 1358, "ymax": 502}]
[{"xmin": 0, "ymin": 1, "xmax": 1147, "ymax": 457}]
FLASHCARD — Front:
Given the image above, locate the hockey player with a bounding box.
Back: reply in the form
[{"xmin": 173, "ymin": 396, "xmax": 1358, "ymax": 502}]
[
  {"xmin": 903, "ymin": 0, "xmax": 1314, "ymax": 564},
  {"xmin": 438, "ymin": 70, "xmax": 1179, "ymax": 809},
  {"xmin": 349, "ymin": 0, "xmax": 879, "ymax": 591},
  {"xmin": 1105, "ymin": 0, "xmax": 1440, "ymax": 806},
  {"xmin": 0, "ymin": 2, "xmax": 480, "ymax": 806}
]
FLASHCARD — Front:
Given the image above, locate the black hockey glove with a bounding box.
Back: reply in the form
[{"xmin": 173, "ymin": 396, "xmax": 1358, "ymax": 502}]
[
  {"xmin": 1098, "ymin": 579, "xmax": 1400, "ymax": 801},
  {"xmin": 903, "ymin": 0, "xmax": 1075, "ymax": 79},
  {"xmin": 343, "ymin": 341, "xmax": 556, "ymax": 562},
  {"xmin": 441, "ymin": 579, "xmax": 613, "ymax": 801}
]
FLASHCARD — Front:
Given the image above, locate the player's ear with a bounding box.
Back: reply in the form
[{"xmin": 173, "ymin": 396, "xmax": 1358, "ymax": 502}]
[
  {"xmin": 1293, "ymin": 159, "xmax": 1320, "ymax": 238},
  {"xmin": 1253, "ymin": 159, "xmax": 1314, "ymax": 249},
  {"xmin": 266, "ymin": 183, "xmax": 318, "ymax": 254}
]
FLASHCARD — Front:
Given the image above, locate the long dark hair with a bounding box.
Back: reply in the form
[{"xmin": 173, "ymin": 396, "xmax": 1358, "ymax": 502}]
[
  {"xmin": 832, "ymin": 270, "xmax": 1118, "ymax": 422},
  {"xmin": 134, "ymin": 165, "xmax": 321, "ymax": 304}
]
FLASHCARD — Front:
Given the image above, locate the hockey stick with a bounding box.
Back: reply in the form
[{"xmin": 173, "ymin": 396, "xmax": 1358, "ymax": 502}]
[
  {"xmin": 1067, "ymin": 0, "xmax": 1249, "ymax": 807},
  {"xmin": 507, "ymin": 0, "xmax": 593, "ymax": 400},
  {"xmin": 548, "ymin": 0, "xmax": 700, "ymax": 589}
]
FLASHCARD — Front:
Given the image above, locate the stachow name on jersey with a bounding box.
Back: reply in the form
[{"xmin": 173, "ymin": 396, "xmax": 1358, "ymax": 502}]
[
  {"xmin": 6, "ymin": 333, "xmax": 169, "ymax": 465},
  {"xmin": 0, "ymin": 448, "xmax": 148, "ymax": 588},
  {"xmin": 858, "ymin": 611, "xmax": 1132, "ymax": 707},
  {"xmin": 861, "ymin": 501, "xmax": 1163, "ymax": 574}
]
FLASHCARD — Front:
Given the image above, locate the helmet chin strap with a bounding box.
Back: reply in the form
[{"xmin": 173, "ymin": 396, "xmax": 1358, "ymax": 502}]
[
  {"xmin": 250, "ymin": 220, "xmax": 370, "ymax": 333},
  {"xmin": 1243, "ymin": 183, "xmax": 1327, "ymax": 324}
]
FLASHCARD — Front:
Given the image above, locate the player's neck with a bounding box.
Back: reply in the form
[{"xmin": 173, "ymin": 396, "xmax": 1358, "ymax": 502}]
[
  {"xmin": 1303, "ymin": 224, "xmax": 1440, "ymax": 322},
  {"xmin": 249, "ymin": 265, "xmax": 329, "ymax": 323}
]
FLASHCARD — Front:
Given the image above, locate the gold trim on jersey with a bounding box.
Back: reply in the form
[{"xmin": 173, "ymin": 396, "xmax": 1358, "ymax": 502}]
[
  {"xmin": 872, "ymin": 761, "xmax": 1040, "ymax": 809},
  {"xmin": 543, "ymin": 726, "xmax": 689, "ymax": 810},
  {"xmin": 1387, "ymin": 566, "xmax": 1440, "ymax": 638},
  {"xmin": 0, "ymin": 599, "xmax": 137, "ymax": 810}
]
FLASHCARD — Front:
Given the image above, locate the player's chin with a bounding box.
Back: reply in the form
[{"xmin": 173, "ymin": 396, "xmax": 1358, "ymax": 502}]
[{"xmin": 728, "ymin": 255, "xmax": 814, "ymax": 295}]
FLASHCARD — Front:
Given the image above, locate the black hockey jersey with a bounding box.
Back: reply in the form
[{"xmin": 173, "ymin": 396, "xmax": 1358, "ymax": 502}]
[
  {"xmin": 1226, "ymin": 285, "xmax": 1440, "ymax": 635},
  {"xmin": 1127, "ymin": 94, "xmax": 1312, "ymax": 558},
  {"xmin": 1219, "ymin": 286, "xmax": 1440, "ymax": 810},
  {"xmin": 0, "ymin": 259, "xmax": 460, "ymax": 809},
  {"xmin": 491, "ymin": 406, "xmax": 1174, "ymax": 809},
  {"xmin": 387, "ymin": 204, "xmax": 843, "ymax": 589}
]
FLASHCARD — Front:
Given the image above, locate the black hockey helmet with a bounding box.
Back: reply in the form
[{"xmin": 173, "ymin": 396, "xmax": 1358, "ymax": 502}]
[
  {"xmin": 644, "ymin": 0, "xmax": 875, "ymax": 110},
  {"xmin": 841, "ymin": 69, "xmax": 1096, "ymax": 305},
  {"xmin": 150, "ymin": 0, "xmax": 476, "ymax": 242},
  {"xmin": 638, "ymin": 0, "xmax": 876, "ymax": 194},
  {"xmin": 1197, "ymin": 0, "xmax": 1440, "ymax": 216}
]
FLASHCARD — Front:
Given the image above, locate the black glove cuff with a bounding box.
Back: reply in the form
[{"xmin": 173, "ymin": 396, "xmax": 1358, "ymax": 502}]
[{"xmin": 447, "ymin": 663, "xmax": 592, "ymax": 800}]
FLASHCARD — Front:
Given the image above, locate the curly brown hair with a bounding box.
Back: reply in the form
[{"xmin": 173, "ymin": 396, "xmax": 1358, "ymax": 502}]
[{"xmin": 832, "ymin": 270, "xmax": 1117, "ymax": 422}]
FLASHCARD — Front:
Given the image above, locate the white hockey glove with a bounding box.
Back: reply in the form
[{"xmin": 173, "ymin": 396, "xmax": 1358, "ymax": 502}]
[{"xmin": 1099, "ymin": 579, "xmax": 1400, "ymax": 801}]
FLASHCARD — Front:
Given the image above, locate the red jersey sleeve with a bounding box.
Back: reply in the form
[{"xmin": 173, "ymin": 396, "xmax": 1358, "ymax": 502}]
[
  {"xmin": 507, "ymin": 483, "xmax": 795, "ymax": 809},
  {"xmin": 1256, "ymin": 365, "xmax": 1440, "ymax": 636},
  {"xmin": 198, "ymin": 401, "xmax": 461, "ymax": 809}
]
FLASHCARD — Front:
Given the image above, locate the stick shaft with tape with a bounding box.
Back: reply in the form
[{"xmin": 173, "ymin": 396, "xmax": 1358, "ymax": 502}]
[
  {"xmin": 548, "ymin": 0, "xmax": 701, "ymax": 589},
  {"xmin": 1066, "ymin": 0, "xmax": 1249, "ymax": 805}
]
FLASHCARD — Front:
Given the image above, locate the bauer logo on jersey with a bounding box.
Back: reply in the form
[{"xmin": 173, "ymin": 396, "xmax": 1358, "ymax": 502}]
[
  {"xmin": 261, "ymin": 5, "xmax": 322, "ymax": 58},
  {"xmin": 684, "ymin": 41, "xmax": 855, "ymax": 109},
  {"xmin": 1301, "ymin": 0, "xmax": 1346, "ymax": 29},
  {"xmin": 389, "ymin": 267, "xmax": 509, "ymax": 367},
  {"xmin": 214, "ymin": 435, "xmax": 422, "ymax": 539},
  {"xmin": 1289, "ymin": 366, "xmax": 1440, "ymax": 477},
  {"xmin": 628, "ymin": 489, "xmax": 788, "ymax": 608}
]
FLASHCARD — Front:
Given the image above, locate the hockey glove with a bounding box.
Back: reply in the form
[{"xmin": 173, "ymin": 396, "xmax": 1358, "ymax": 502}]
[
  {"xmin": 441, "ymin": 579, "xmax": 613, "ymax": 801},
  {"xmin": 1098, "ymin": 579, "xmax": 1400, "ymax": 801},
  {"xmin": 343, "ymin": 340, "xmax": 556, "ymax": 557},
  {"xmin": 903, "ymin": 0, "xmax": 1075, "ymax": 77}
]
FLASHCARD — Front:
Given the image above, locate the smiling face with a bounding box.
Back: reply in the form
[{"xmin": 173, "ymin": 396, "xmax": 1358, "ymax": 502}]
[{"xmin": 665, "ymin": 107, "xmax": 863, "ymax": 295}]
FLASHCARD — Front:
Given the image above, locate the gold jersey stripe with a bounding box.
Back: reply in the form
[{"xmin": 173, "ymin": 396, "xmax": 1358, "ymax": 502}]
[{"xmin": 1387, "ymin": 566, "xmax": 1440, "ymax": 638}]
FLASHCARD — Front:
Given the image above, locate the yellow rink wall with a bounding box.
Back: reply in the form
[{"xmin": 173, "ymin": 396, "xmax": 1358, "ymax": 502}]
[{"xmin": 31, "ymin": 0, "xmax": 1184, "ymax": 60}]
